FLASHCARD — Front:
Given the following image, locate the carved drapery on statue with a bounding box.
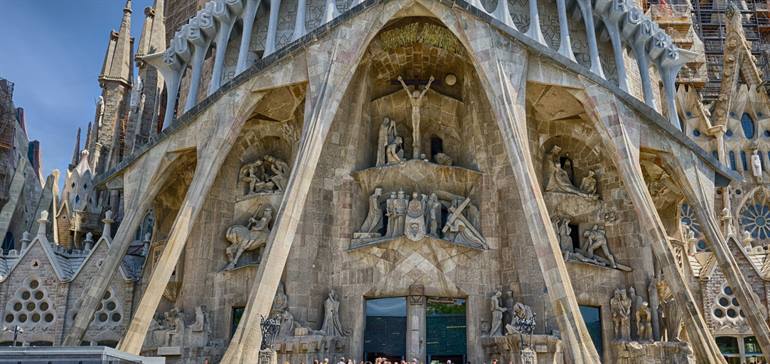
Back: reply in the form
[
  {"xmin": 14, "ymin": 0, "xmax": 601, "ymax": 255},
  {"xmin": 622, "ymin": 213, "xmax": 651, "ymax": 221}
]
[
  {"xmin": 239, "ymin": 155, "xmax": 290, "ymax": 195},
  {"xmin": 544, "ymin": 145, "xmax": 598, "ymax": 199},
  {"xmin": 352, "ymin": 188, "xmax": 486, "ymax": 249},
  {"xmin": 144, "ymin": 306, "xmax": 211, "ymax": 350},
  {"xmin": 224, "ymin": 204, "xmax": 274, "ymax": 270}
]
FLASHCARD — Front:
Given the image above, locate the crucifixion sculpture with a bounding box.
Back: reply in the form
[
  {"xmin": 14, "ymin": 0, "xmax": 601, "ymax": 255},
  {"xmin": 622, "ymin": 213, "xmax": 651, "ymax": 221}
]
[{"xmin": 397, "ymin": 75, "xmax": 435, "ymax": 159}]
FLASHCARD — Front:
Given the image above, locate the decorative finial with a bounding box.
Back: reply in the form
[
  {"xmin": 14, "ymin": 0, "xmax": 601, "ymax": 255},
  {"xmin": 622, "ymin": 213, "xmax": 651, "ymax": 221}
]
[
  {"xmin": 36, "ymin": 211, "xmax": 49, "ymax": 241},
  {"xmin": 102, "ymin": 210, "xmax": 114, "ymax": 238},
  {"xmin": 84, "ymin": 232, "xmax": 94, "ymax": 251}
]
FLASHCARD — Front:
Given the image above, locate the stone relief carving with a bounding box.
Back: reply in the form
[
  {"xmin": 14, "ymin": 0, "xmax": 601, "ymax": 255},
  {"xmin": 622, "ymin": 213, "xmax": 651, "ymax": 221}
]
[
  {"xmin": 611, "ymin": 288, "xmax": 632, "ymax": 340},
  {"xmin": 752, "ymin": 149, "xmax": 763, "ymax": 178},
  {"xmin": 145, "ymin": 306, "xmax": 210, "ymax": 349},
  {"xmin": 377, "ymin": 117, "xmax": 399, "ymax": 166},
  {"xmin": 239, "ymin": 155, "xmax": 290, "ymax": 195},
  {"xmin": 353, "ymin": 188, "xmax": 384, "ymax": 240},
  {"xmin": 556, "ymin": 222, "xmax": 630, "ymax": 271},
  {"xmin": 544, "ymin": 145, "xmax": 597, "ymax": 199},
  {"xmin": 488, "ymin": 290, "xmax": 506, "ymax": 337},
  {"xmin": 320, "ymin": 290, "xmax": 349, "ymax": 337},
  {"xmin": 225, "ymin": 204, "xmax": 273, "ymax": 270},
  {"xmin": 656, "ymin": 278, "xmax": 683, "ymax": 342},
  {"xmin": 551, "ymin": 216, "xmax": 574, "ymax": 255},
  {"xmin": 354, "ymin": 188, "xmax": 486, "ymax": 248}
]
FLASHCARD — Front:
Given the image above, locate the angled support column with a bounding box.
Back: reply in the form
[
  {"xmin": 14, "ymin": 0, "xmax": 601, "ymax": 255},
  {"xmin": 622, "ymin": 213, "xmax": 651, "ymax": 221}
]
[
  {"xmin": 184, "ymin": 11, "xmax": 216, "ymax": 112},
  {"xmin": 525, "ymin": 0, "xmax": 546, "ymax": 45},
  {"xmin": 576, "ymin": 87, "xmax": 726, "ymax": 363},
  {"xmin": 323, "ymin": 0, "xmax": 340, "ymax": 24},
  {"xmin": 236, "ymin": 0, "xmax": 261, "ymax": 74},
  {"xmin": 622, "ymin": 8, "xmax": 655, "ymax": 107},
  {"xmin": 144, "ymin": 39, "xmax": 189, "ymax": 128},
  {"xmin": 555, "ymin": 0, "xmax": 575, "ymax": 61},
  {"xmin": 594, "ymin": 0, "xmax": 630, "ymax": 91},
  {"xmin": 222, "ymin": 9, "xmax": 390, "ymax": 361},
  {"xmin": 264, "ymin": 0, "xmax": 282, "ymax": 56},
  {"xmin": 118, "ymin": 92, "xmax": 265, "ymax": 354},
  {"xmin": 654, "ymin": 44, "xmax": 697, "ymax": 131},
  {"xmin": 492, "ymin": 0, "xmax": 516, "ymax": 30},
  {"xmin": 63, "ymin": 154, "xmax": 171, "ymax": 345},
  {"xmin": 575, "ymin": 0, "xmax": 604, "ymax": 77},
  {"xmin": 291, "ymin": 0, "xmax": 307, "ymax": 41},
  {"xmin": 459, "ymin": 21, "xmax": 599, "ymax": 363},
  {"xmin": 209, "ymin": 0, "xmax": 244, "ymax": 96},
  {"xmin": 666, "ymin": 155, "xmax": 770, "ymax": 359}
]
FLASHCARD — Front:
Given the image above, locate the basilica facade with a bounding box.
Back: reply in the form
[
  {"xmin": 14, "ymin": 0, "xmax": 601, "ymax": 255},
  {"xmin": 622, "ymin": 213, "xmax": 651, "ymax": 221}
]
[{"xmin": 3, "ymin": 0, "xmax": 770, "ymax": 363}]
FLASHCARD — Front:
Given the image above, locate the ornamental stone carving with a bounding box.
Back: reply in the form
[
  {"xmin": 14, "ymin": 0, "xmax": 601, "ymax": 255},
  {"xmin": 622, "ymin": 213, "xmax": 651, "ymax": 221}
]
[
  {"xmin": 611, "ymin": 288, "xmax": 632, "ymax": 340},
  {"xmin": 239, "ymin": 155, "xmax": 290, "ymax": 195},
  {"xmin": 225, "ymin": 204, "xmax": 273, "ymax": 270},
  {"xmin": 353, "ymin": 187, "xmax": 384, "ymax": 241},
  {"xmin": 320, "ymin": 290, "xmax": 349, "ymax": 337},
  {"xmin": 544, "ymin": 145, "xmax": 597, "ymax": 199},
  {"xmin": 488, "ymin": 290, "xmax": 506, "ymax": 336}
]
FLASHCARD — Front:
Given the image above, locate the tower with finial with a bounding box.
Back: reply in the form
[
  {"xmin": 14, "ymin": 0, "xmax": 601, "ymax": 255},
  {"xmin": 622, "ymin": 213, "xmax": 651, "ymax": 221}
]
[{"xmin": 87, "ymin": 0, "xmax": 135, "ymax": 176}]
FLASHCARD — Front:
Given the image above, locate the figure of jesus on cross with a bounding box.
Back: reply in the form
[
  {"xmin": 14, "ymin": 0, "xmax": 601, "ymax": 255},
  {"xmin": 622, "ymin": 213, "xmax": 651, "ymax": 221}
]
[{"xmin": 398, "ymin": 75, "xmax": 435, "ymax": 159}]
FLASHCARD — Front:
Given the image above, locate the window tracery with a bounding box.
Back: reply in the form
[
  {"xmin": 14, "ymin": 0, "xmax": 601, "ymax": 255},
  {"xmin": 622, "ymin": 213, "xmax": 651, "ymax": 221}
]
[
  {"xmin": 739, "ymin": 189, "xmax": 770, "ymax": 241},
  {"xmin": 680, "ymin": 203, "xmax": 708, "ymax": 251},
  {"xmin": 3, "ymin": 277, "xmax": 55, "ymax": 330}
]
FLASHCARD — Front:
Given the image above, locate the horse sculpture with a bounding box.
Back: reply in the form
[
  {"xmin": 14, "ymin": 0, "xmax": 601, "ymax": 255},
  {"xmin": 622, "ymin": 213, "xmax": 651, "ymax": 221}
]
[{"xmin": 225, "ymin": 205, "xmax": 273, "ymax": 270}]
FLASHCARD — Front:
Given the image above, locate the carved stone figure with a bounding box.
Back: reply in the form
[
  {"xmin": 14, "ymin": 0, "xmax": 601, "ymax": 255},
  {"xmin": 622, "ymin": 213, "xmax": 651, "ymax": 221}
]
[
  {"xmin": 405, "ymin": 192, "xmax": 427, "ymax": 241},
  {"xmin": 225, "ymin": 205, "xmax": 273, "ymax": 270},
  {"xmin": 636, "ymin": 301, "xmax": 652, "ymax": 341},
  {"xmin": 443, "ymin": 197, "xmax": 486, "ymax": 248},
  {"xmin": 743, "ymin": 230, "xmax": 755, "ymax": 249},
  {"xmin": 398, "ymin": 75, "xmax": 435, "ymax": 159},
  {"xmin": 377, "ymin": 117, "xmax": 398, "ymax": 166},
  {"xmin": 386, "ymin": 136, "xmax": 404, "ymax": 164},
  {"xmin": 265, "ymin": 155, "xmax": 289, "ymax": 191},
  {"xmin": 582, "ymin": 225, "xmax": 617, "ymax": 268},
  {"xmin": 96, "ymin": 96, "xmax": 105, "ymax": 127},
  {"xmin": 320, "ymin": 290, "xmax": 348, "ymax": 337},
  {"xmin": 685, "ymin": 225, "xmax": 698, "ymax": 255},
  {"xmin": 392, "ymin": 190, "xmax": 408, "ymax": 236},
  {"xmin": 551, "ymin": 216, "xmax": 573, "ymax": 254},
  {"xmin": 721, "ymin": 207, "xmax": 736, "ymax": 237},
  {"xmin": 544, "ymin": 145, "xmax": 591, "ymax": 198},
  {"xmin": 611, "ymin": 288, "xmax": 631, "ymax": 340},
  {"xmin": 426, "ymin": 193, "xmax": 442, "ymax": 237},
  {"xmin": 488, "ymin": 291, "xmax": 506, "ymax": 336},
  {"xmin": 752, "ymin": 149, "xmax": 763, "ymax": 177},
  {"xmin": 507, "ymin": 302, "xmax": 536, "ymax": 335},
  {"xmin": 385, "ymin": 192, "xmax": 398, "ymax": 237},
  {"xmin": 579, "ymin": 170, "xmax": 598, "ymax": 195},
  {"xmin": 657, "ymin": 279, "xmax": 683, "ymax": 342},
  {"xmin": 354, "ymin": 188, "xmax": 384, "ymax": 240},
  {"xmin": 628, "ymin": 286, "xmax": 643, "ymax": 338}
]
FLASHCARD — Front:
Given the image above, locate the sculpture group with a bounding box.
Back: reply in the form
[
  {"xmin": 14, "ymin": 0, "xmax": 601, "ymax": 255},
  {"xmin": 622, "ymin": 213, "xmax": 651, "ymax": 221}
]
[
  {"xmin": 544, "ymin": 145, "xmax": 598, "ymax": 198},
  {"xmin": 486, "ymin": 290, "xmax": 536, "ymax": 337},
  {"xmin": 268, "ymin": 283, "xmax": 349, "ymax": 340},
  {"xmin": 353, "ymin": 188, "xmax": 486, "ymax": 248},
  {"xmin": 551, "ymin": 217, "xmax": 629, "ymax": 271},
  {"xmin": 239, "ymin": 155, "xmax": 290, "ymax": 195}
]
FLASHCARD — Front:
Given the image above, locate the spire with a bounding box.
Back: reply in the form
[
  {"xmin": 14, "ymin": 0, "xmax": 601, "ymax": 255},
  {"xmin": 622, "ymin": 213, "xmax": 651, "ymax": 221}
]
[
  {"xmin": 85, "ymin": 122, "xmax": 92, "ymax": 153},
  {"xmin": 136, "ymin": 0, "xmax": 166, "ymax": 60},
  {"xmin": 99, "ymin": 0, "xmax": 134, "ymax": 85},
  {"xmin": 69, "ymin": 128, "xmax": 81, "ymax": 170}
]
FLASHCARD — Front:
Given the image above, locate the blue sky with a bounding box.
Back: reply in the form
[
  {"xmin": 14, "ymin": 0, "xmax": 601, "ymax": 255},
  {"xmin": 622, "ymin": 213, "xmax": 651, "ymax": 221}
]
[{"xmin": 0, "ymin": 0, "xmax": 154, "ymax": 178}]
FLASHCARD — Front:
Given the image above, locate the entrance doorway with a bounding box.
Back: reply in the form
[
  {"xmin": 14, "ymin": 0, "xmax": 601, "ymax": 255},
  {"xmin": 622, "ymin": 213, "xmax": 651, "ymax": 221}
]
[
  {"xmin": 364, "ymin": 297, "xmax": 407, "ymax": 362},
  {"xmin": 426, "ymin": 298, "xmax": 466, "ymax": 364}
]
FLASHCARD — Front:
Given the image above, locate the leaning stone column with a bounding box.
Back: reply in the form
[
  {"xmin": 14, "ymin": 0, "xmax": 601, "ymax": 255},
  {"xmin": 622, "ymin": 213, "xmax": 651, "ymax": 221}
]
[
  {"xmin": 264, "ymin": 0, "xmax": 282, "ymax": 56},
  {"xmin": 575, "ymin": 0, "xmax": 604, "ymax": 77},
  {"xmin": 455, "ymin": 15, "xmax": 600, "ymax": 363},
  {"xmin": 118, "ymin": 91, "xmax": 265, "ymax": 354},
  {"xmin": 184, "ymin": 11, "xmax": 216, "ymax": 112},
  {"xmin": 291, "ymin": 0, "xmax": 308, "ymax": 41},
  {"xmin": 209, "ymin": 0, "xmax": 244, "ymax": 95},
  {"xmin": 666, "ymin": 153, "xmax": 770, "ymax": 359},
  {"xmin": 406, "ymin": 286, "xmax": 426, "ymax": 363},
  {"xmin": 236, "ymin": 0, "xmax": 261, "ymax": 74},
  {"xmin": 575, "ymin": 87, "xmax": 727, "ymax": 363},
  {"xmin": 221, "ymin": 7, "xmax": 396, "ymax": 361},
  {"xmin": 62, "ymin": 156, "xmax": 169, "ymax": 346},
  {"xmin": 621, "ymin": 7, "xmax": 655, "ymax": 108}
]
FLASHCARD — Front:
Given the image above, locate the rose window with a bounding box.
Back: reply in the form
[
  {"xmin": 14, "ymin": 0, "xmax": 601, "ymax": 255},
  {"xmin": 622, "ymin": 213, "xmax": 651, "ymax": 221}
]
[
  {"xmin": 740, "ymin": 192, "xmax": 770, "ymax": 240},
  {"xmin": 680, "ymin": 203, "xmax": 708, "ymax": 251}
]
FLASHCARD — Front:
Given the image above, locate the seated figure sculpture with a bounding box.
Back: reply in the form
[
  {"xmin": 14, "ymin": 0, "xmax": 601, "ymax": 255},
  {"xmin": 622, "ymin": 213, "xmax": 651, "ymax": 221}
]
[
  {"xmin": 224, "ymin": 205, "xmax": 274, "ymax": 270},
  {"xmin": 239, "ymin": 155, "xmax": 290, "ymax": 195},
  {"xmin": 544, "ymin": 145, "xmax": 597, "ymax": 198}
]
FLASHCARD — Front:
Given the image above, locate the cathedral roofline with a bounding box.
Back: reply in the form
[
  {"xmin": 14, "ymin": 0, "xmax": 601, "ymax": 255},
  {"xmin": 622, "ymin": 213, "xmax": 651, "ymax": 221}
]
[{"xmin": 91, "ymin": 0, "xmax": 740, "ymax": 189}]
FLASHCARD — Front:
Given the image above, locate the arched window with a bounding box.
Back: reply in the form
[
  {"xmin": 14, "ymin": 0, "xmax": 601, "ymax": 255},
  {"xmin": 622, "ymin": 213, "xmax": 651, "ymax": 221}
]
[
  {"xmin": 741, "ymin": 151, "xmax": 749, "ymax": 171},
  {"xmin": 741, "ymin": 113, "xmax": 756, "ymax": 139},
  {"xmin": 680, "ymin": 203, "xmax": 708, "ymax": 251},
  {"xmin": 729, "ymin": 151, "xmax": 737, "ymax": 170}
]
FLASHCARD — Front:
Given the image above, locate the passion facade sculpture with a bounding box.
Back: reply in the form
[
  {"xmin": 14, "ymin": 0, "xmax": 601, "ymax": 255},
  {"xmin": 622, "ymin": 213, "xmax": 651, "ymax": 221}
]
[
  {"xmin": 239, "ymin": 155, "xmax": 290, "ymax": 195},
  {"xmin": 397, "ymin": 75, "xmax": 435, "ymax": 160},
  {"xmin": 224, "ymin": 204, "xmax": 274, "ymax": 269},
  {"xmin": 544, "ymin": 145, "xmax": 597, "ymax": 198},
  {"xmin": 352, "ymin": 188, "xmax": 486, "ymax": 248}
]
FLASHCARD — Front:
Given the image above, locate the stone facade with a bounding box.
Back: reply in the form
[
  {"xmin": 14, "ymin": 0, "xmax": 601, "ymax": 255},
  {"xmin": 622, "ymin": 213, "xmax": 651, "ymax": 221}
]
[{"xmin": 5, "ymin": 0, "xmax": 770, "ymax": 363}]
